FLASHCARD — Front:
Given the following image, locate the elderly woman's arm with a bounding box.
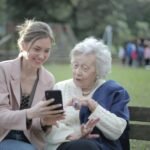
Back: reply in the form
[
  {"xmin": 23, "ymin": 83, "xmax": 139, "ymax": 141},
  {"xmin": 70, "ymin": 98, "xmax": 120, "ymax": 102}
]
[{"xmin": 88, "ymin": 104, "xmax": 127, "ymax": 140}]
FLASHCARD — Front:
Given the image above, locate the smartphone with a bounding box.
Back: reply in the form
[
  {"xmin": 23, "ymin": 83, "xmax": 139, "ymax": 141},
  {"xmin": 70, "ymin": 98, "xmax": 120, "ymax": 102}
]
[{"xmin": 45, "ymin": 90, "xmax": 63, "ymax": 111}]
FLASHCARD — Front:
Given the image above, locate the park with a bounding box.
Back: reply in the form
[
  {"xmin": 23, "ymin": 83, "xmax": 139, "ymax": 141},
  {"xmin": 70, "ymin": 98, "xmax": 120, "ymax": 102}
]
[{"xmin": 0, "ymin": 0, "xmax": 150, "ymax": 149}]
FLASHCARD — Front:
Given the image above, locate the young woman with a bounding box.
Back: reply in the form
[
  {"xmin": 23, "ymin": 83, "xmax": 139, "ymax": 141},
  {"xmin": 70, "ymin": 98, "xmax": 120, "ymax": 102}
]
[{"xmin": 0, "ymin": 20, "xmax": 64, "ymax": 150}]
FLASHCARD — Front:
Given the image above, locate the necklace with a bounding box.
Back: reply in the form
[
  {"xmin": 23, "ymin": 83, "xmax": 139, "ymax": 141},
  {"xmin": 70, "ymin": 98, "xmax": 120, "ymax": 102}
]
[
  {"xmin": 82, "ymin": 80, "xmax": 98, "ymax": 96},
  {"xmin": 82, "ymin": 90, "xmax": 91, "ymax": 96}
]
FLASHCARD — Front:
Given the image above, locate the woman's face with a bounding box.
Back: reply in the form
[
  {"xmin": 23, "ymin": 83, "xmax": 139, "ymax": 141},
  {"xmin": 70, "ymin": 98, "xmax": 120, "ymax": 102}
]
[
  {"xmin": 23, "ymin": 37, "xmax": 52, "ymax": 68},
  {"xmin": 72, "ymin": 53, "xmax": 97, "ymax": 90}
]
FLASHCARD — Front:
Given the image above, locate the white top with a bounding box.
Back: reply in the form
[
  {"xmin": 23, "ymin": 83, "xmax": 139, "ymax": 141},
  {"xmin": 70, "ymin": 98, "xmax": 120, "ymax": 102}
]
[{"xmin": 46, "ymin": 79, "xmax": 126, "ymax": 150}]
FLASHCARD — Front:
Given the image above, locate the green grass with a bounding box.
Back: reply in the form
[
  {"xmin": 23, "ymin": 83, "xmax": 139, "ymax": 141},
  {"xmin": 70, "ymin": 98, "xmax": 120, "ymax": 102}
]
[
  {"xmin": 45, "ymin": 63, "xmax": 72, "ymax": 81},
  {"xmin": 45, "ymin": 63, "xmax": 150, "ymax": 149},
  {"xmin": 108, "ymin": 64, "xmax": 150, "ymax": 107}
]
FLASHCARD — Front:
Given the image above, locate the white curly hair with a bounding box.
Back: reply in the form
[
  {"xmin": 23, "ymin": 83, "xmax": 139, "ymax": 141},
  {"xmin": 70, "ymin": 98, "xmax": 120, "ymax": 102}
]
[{"xmin": 70, "ymin": 37, "xmax": 112, "ymax": 79}]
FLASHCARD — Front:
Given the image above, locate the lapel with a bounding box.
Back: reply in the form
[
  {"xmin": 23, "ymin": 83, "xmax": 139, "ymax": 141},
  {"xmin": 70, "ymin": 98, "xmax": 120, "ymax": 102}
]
[
  {"xmin": 10, "ymin": 58, "xmax": 52, "ymax": 106},
  {"xmin": 10, "ymin": 57, "xmax": 21, "ymax": 106},
  {"xmin": 31, "ymin": 67, "xmax": 52, "ymax": 106}
]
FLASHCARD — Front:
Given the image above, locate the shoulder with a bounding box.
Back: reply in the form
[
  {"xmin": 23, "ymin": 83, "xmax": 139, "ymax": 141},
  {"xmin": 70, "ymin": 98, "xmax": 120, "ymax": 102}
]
[
  {"xmin": 0, "ymin": 59, "xmax": 15, "ymax": 68},
  {"xmin": 96, "ymin": 80, "xmax": 129, "ymax": 97},
  {"xmin": 39, "ymin": 66, "xmax": 55, "ymax": 86},
  {"xmin": 95, "ymin": 80, "xmax": 127, "ymax": 95},
  {"xmin": 0, "ymin": 59, "xmax": 17, "ymax": 75},
  {"xmin": 103, "ymin": 80, "xmax": 125, "ymax": 91},
  {"xmin": 54, "ymin": 79, "xmax": 73, "ymax": 89},
  {"xmin": 103, "ymin": 80, "xmax": 130, "ymax": 99},
  {"xmin": 41, "ymin": 67, "xmax": 54, "ymax": 79}
]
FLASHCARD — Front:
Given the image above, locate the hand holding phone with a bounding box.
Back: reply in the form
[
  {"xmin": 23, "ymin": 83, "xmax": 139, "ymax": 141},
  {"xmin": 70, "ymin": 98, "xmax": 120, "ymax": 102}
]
[{"xmin": 45, "ymin": 90, "xmax": 63, "ymax": 111}]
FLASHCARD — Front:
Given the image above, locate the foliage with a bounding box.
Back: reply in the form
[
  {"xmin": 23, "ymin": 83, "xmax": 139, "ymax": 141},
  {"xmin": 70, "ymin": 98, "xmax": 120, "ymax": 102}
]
[
  {"xmin": 5, "ymin": 0, "xmax": 50, "ymax": 22},
  {"xmin": 0, "ymin": 0, "xmax": 150, "ymax": 52},
  {"xmin": 0, "ymin": 0, "xmax": 6, "ymax": 23},
  {"xmin": 135, "ymin": 21, "xmax": 150, "ymax": 38},
  {"xmin": 116, "ymin": 21, "xmax": 132, "ymax": 43}
]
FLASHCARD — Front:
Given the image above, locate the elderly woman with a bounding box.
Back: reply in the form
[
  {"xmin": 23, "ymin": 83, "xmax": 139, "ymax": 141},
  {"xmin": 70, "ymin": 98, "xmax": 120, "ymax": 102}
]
[{"xmin": 47, "ymin": 37, "xmax": 130, "ymax": 150}]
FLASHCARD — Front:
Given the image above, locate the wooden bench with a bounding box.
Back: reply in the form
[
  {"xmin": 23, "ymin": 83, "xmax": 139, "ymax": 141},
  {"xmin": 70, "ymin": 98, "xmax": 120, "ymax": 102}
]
[{"xmin": 129, "ymin": 106, "xmax": 150, "ymax": 141}]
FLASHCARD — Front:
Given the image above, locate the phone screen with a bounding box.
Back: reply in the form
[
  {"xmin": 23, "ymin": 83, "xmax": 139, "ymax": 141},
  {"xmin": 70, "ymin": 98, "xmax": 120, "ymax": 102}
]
[{"xmin": 45, "ymin": 90, "xmax": 63, "ymax": 110}]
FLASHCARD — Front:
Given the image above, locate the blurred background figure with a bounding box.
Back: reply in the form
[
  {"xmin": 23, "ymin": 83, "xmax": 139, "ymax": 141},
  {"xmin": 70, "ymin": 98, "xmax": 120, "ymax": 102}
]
[{"xmin": 144, "ymin": 39, "xmax": 150, "ymax": 69}]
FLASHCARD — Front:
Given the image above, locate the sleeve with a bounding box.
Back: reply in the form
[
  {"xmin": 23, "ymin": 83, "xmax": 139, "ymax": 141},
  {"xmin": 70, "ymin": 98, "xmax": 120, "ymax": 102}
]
[
  {"xmin": 47, "ymin": 122, "xmax": 74, "ymax": 144},
  {"xmin": 89, "ymin": 105, "xmax": 127, "ymax": 140},
  {"xmin": 89, "ymin": 87, "xmax": 130, "ymax": 140},
  {"xmin": 47, "ymin": 80, "xmax": 82, "ymax": 143},
  {"xmin": 47, "ymin": 105, "xmax": 82, "ymax": 144},
  {"xmin": 30, "ymin": 118, "xmax": 52, "ymax": 134},
  {"xmin": 79, "ymin": 80, "xmax": 130, "ymax": 141}
]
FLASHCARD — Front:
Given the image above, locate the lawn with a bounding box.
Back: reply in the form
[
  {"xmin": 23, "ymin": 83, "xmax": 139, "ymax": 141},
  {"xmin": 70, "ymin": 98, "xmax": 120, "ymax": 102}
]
[{"xmin": 45, "ymin": 62, "xmax": 150, "ymax": 149}]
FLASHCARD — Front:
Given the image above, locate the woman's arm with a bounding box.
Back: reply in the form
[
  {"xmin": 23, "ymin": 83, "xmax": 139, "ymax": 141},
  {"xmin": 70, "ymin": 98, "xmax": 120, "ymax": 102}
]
[{"xmin": 89, "ymin": 104, "xmax": 127, "ymax": 140}]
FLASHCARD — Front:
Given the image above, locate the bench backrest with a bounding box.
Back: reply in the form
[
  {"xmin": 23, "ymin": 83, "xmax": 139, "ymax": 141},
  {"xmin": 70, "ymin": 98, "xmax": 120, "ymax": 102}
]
[{"xmin": 129, "ymin": 106, "xmax": 150, "ymax": 141}]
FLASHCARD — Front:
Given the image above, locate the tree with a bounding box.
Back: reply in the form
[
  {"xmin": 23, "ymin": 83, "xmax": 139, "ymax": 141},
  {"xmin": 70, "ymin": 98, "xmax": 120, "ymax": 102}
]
[
  {"xmin": 135, "ymin": 21, "xmax": 150, "ymax": 38},
  {"xmin": 3, "ymin": 0, "xmax": 150, "ymax": 49}
]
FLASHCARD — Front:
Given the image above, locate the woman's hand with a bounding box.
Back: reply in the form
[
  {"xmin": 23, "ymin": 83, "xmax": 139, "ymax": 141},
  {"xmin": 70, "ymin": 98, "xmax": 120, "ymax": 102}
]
[
  {"xmin": 67, "ymin": 118, "xmax": 100, "ymax": 141},
  {"xmin": 67, "ymin": 98, "xmax": 81, "ymax": 109},
  {"xmin": 68, "ymin": 97, "xmax": 98, "ymax": 112},
  {"xmin": 81, "ymin": 118, "xmax": 100, "ymax": 138},
  {"xmin": 81, "ymin": 98, "xmax": 98, "ymax": 112},
  {"xmin": 26, "ymin": 99, "xmax": 64, "ymax": 120}
]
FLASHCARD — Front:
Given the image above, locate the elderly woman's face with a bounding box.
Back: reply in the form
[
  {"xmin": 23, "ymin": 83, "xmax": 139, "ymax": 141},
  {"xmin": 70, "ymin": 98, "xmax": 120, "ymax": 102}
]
[{"xmin": 71, "ymin": 53, "xmax": 97, "ymax": 90}]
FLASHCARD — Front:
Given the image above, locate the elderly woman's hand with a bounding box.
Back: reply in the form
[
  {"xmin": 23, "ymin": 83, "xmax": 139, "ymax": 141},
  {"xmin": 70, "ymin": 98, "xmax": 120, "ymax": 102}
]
[
  {"xmin": 81, "ymin": 118, "xmax": 100, "ymax": 138},
  {"xmin": 69, "ymin": 97, "xmax": 98, "ymax": 112},
  {"xmin": 81, "ymin": 98, "xmax": 98, "ymax": 112},
  {"xmin": 66, "ymin": 118, "xmax": 100, "ymax": 140}
]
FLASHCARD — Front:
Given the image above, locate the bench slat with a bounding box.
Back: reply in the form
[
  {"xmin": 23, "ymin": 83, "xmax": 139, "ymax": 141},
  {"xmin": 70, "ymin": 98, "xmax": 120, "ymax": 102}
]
[
  {"xmin": 129, "ymin": 123, "xmax": 150, "ymax": 141},
  {"xmin": 129, "ymin": 106, "xmax": 150, "ymax": 122}
]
